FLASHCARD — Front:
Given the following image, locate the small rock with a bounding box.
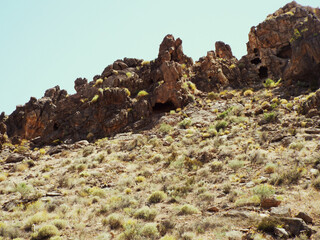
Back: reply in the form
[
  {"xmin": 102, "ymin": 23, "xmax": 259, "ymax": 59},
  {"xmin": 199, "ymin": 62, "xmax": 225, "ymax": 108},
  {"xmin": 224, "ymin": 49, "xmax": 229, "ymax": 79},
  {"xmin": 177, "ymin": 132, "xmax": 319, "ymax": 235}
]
[
  {"xmin": 275, "ymin": 227, "xmax": 289, "ymax": 239},
  {"xmin": 310, "ymin": 168, "xmax": 319, "ymax": 176},
  {"xmin": 5, "ymin": 153, "xmax": 25, "ymax": 163},
  {"xmin": 261, "ymin": 198, "xmax": 281, "ymax": 208},
  {"xmin": 207, "ymin": 206, "xmax": 219, "ymax": 213},
  {"xmin": 225, "ymin": 230, "xmax": 243, "ymax": 240},
  {"xmin": 296, "ymin": 212, "xmax": 313, "ymax": 224},
  {"xmin": 280, "ymin": 217, "xmax": 312, "ymax": 237},
  {"xmin": 74, "ymin": 140, "xmax": 89, "ymax": 148},
  {"xmin": 259, "ymin": 176, "xmax": 268, "ymax": 183},
  {"xmin": 305, "ymin": 128, "xmax": 320, "ymax": 134},
  {"xmin": 246, "ymin": 181, "xmax": 255, "ymax": 188},
  {"xmin": 270, "ymin": 206, "xmax": 291, "ymax": 217}
]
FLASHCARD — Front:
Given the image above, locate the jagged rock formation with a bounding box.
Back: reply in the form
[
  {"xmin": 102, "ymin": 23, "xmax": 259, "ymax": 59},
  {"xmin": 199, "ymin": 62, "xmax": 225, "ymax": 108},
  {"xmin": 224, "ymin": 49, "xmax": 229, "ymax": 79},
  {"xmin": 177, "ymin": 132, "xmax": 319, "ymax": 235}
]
[
  {"xmin": 242, "ymin": 1, "xmax": 320, "ymax": 86},
  {"xmin": 2, "ymin": 1, "xmax": 320, "ymax": 145},
  {"xmin": 5, "ymin": 35, "xmax": 194, "ymax": 145},
  {"xmin": 191, "ymin": 41, "xmax": 241, "ymax": 92}
]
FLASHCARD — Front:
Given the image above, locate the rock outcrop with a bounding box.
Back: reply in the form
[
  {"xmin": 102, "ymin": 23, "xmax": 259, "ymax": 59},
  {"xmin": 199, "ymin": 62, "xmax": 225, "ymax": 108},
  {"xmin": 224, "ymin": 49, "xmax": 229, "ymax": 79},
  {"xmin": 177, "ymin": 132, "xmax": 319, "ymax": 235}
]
[
  {"xmin": 242, "ymin": 1, "xmax": 320, "ymax": 86},
  {"xmin": 191, "ymin": 42, "xmax": 241, "ymax": 92},
  {"xmin": 5, "ymin": 35, "xmax": 194, "ymax": 145}
]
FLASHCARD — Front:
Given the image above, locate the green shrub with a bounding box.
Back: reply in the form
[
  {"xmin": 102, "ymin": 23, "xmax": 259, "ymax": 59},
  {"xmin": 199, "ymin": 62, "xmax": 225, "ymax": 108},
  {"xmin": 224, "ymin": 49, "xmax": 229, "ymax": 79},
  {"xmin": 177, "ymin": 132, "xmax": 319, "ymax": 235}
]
[
  {"xmin": 160, "ymin": 235, "xmax": 177, "ymax": 240},
  {"xmin": 257, "ymin": 217, "xmax": 280, "ymax": 233},
  {"xmin": 253, "ymin": 184, "xmax": 275, "ymax": 201},
  {"xmin": 215, "ymin": 121, "xmax": 228, "ymax": 132},
  {"xmin": 263, "ymin": 112, "xmax": 277, "ymax": 123},
  {"xmin": 134, "ymin": 206, "xmax": 157, "ymax": 221},
  {"xmin": 14, "ymin": 182, "xmax": 34, "ymax": 198},
  {"xmin": 106, "ymin": 213, "xmax": 123, "ymax": 229},
  {"xmin": 139, "ymin": 223, "xmax": 159, "ymax": 239},
  {"xmin": 148, "ymin": 191, "xmax": 166, "ymax": 204},
  {"xmin": 137, "ymin": 90, "xmax": 149, "ymax": 98},
  {"xmin": 312, "ymin": 176, "xmax": 320, "ymax": 190},
  {"xmin": 51, "ymin": 219, "xmax": 68, "ymax": 230},
  {"xmin": 31, "ymin": 225, "xmax": 59, "ymax": 240},
  {"xmin": 228, "ymin": 160, "xmax": 245, "ymax": 172},
  {"xmin": 210, "ymin": 161, "xmax": 223, "ymax": 172},
  {"xmin": 159, "ymin": 123, "xmax": 173, "ymax": 134},
  {"xmin": 178, "ymin": 204, "xmax": 199, "ymax": 215},
  {"xmin": 24, "ymin": 212, "xmax": 49, "ymax": 230},
  {"xmin": 179, "ymin": 118, "xmax": 192, "ymax": 129},
  {"xmin": 91, "ymin": 94, "xmax": 99, "ymax": 103},
  {"xmin": 208, "ymin": 92, "xmax": 219, "ymax": 100}
]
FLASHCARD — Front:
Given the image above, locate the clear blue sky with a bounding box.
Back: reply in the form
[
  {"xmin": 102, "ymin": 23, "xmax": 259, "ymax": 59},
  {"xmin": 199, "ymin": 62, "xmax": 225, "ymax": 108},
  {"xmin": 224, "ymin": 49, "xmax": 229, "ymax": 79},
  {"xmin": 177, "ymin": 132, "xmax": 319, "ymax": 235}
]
[{"xmin": 0, "ymin": 0, "xmax": 319, "ymax": 115}]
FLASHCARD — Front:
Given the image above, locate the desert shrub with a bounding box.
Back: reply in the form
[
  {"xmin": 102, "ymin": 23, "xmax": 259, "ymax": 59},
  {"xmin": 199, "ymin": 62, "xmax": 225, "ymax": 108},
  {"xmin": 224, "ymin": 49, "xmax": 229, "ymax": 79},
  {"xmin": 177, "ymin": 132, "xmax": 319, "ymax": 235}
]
[
  {"xmin": 51, "ymin": 219, "xmax": 68, "ymax": 230},
  {"xmin": 263, "ymin": 112, "xmax": 277, "ymax": 123},
  {"xmin": 24, "ymin": 211, "xmax": 49, "ymax": 230},
  {"xmin": 14, "ymin": 182, "xmax": 34, "ymax": 198},
  {"xmin": 82, "ymin": 146, "xmax": 94, "ymax": 157},
  {"xmin": 264, "ymin": 163, "xmax": 277, "ymax": 174},
  {"xmin": 31, "ymin": 225, "xmax": 59, "ymax": 240},
  {"xmin": 208, "ymin": 92, "xmax": 219, "ymax": 100},
  {"xmin": 90, "ymin": 94, "xmax": 99, "ymax": 103},
  {"xmin": 263, "ymin": 78, "xmax": 280, "ymax": 88},
  {"xmin": 209, "ymin": 161, "xmax": 223, "ymax": 173},
  {"xmin": 89, "ymin": 187, "xmax": 106, "ymax": 198},
  {"xmin": 257, "ymin": 217, "xmax": 280, "ymax": 233},
  {"xmin": 228, "ymin": 160, "xmax": 245, "ymax": 172},
  {"xmin": 253, "ymin": 184, "xmax": 275, "ymax": 201},
  {"xmin": 178, "ymin": 204, "xmax": 199, "ymax": 215},
  {"xmin": 215, "ymin": 121, "xmax": 228, "ymax": 132},
  {"xmin": 118, "ymin": 219, "xmax": 139, "ymax": 240},
  {"xmin": 134, "ymin": 206, "xmax": 157, "ymax": 221},
  {"xmin": 106, "ymin": 213, "xmax": 124, "ymax": 229},
  {"xmin": 139, "ymin": 223, "xmax": 159, "ymax": 239},
  {"xmin": 243, "ymin": 89, "xmax": 253, "ymax": 96},
  {"xmin": 289, "ymin": 141, "xmax": 305, "ymax": 151},
  {"xmin": 181, "ymin": 232, "xmax": 195, "ymax": 240},
  {"xmin": 179, "ymin": 118, "xmax": 192, "ymax": 129},
  {"xmin": 148, "ymin": 191, "xmax": 166, "ymax": 204},
  {"xmin": 160, "ymin": 235, "xmax": 177, "ymax": 240},
  {"xmin": 159, "ymin": 123, "xmax": 173, "ymax": 134},
  {"xmin": 312, "ymin": 176, "xmax": 320, "ymax": 190},
  {"xmin": 137, "ymin": 90, "xmax": 149, "ymax": 98}
]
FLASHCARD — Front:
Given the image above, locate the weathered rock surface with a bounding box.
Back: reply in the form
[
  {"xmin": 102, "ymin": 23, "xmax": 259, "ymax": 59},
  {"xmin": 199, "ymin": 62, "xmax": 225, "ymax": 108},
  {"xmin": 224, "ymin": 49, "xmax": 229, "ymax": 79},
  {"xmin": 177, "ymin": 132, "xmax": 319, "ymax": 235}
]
[
  {"xmin": 243, "ymin": 1, "xmax": 320, "ymax": 87},
  {"xmin": 4, "ymin": 35, "xmax": 194, "ymax": 145},
  {"xmin": 191, "ymin": 43, "xmax": 241, "ymax": 92}
]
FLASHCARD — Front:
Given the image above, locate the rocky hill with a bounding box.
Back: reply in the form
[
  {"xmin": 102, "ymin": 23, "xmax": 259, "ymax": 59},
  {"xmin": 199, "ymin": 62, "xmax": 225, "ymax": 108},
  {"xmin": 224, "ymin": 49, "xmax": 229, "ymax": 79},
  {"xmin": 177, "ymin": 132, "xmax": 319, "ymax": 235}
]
[{"xmin": 1, "ymin": 1, "xmax": 320, "ymax": 240}]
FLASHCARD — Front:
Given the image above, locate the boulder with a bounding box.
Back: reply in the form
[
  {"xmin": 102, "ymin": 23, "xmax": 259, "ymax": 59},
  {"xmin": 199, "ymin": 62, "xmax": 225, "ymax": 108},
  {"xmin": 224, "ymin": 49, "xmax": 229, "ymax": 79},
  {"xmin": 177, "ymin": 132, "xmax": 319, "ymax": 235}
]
[{"xmin": 6, "ymin": 153, "xmax": 25, "ymax": 163}]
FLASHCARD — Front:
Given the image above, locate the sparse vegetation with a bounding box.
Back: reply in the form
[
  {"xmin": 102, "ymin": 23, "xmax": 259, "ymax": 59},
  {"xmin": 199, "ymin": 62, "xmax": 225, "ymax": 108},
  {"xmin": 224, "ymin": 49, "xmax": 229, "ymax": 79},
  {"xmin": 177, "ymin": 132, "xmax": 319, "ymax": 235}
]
[
  {"xmin": 148, "ymin": 191, "xmax": 166, "ymax": 204},
  {"xmin": 137, "ymin": 90, "xmax": 149, "ymax": 98}
]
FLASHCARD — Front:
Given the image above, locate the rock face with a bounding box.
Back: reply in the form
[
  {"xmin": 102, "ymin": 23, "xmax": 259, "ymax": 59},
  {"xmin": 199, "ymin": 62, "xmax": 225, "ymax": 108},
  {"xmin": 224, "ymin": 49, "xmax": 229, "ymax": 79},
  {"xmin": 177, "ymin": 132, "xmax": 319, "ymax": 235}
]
[
  {"xmin": 243, "ymin": 1, "xmax": 320, "ymax": 86},
  {"xmin": 191, "ymin": 42, "xmax": 241, "ymax": 92},
  {"xmin": 5, "ymin": 35, "xmax": 194, "ymax": 145}
]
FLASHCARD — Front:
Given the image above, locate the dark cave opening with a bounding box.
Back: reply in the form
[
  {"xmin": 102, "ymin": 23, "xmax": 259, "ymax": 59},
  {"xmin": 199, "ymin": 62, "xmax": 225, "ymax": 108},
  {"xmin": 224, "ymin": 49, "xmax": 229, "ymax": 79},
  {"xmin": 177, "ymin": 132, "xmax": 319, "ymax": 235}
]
[
  {"xmin": 253, "ymin": 48, "xmax": 259, "ymax": 56},
  {"xmin": 251, "ymin": 58, "xmax": 262, "ymax": 65},
  {"xmin": 53, "ymin": 123, "xmax": 59, "ymax": 131},
  {"xmin": 259, "ymin": 66, "xmax": 268, "ymax": 79},
  {"xmin": 153, "ymin": 101, "xmax": 176, "ymax": 113},
  {"xmin": 276, "ymin": 45, "xmax": 292, "ymax": 59}
]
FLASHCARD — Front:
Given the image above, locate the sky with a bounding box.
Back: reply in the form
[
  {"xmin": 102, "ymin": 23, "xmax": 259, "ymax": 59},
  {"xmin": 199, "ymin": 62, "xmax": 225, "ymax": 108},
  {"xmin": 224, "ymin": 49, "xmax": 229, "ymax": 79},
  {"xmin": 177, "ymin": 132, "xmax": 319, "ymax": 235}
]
[{"xmin": 0, "ymin": 0, "xmax": 319, "ymax": 115}]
